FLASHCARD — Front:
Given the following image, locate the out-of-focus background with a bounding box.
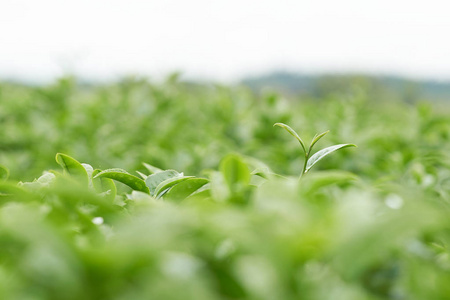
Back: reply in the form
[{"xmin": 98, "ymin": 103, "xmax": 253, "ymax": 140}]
[
  {"xmin": 2, "ymin": 0, "xmax": 450, "ymax": 83},
  {"xmin": 1, "ymin": 0, "xmax": 450, "ymax": 180}
]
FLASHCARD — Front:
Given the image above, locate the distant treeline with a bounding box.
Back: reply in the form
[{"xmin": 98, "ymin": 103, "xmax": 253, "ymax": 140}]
[{"xmin": 242, "ymin": 72, "xmax": 450, "ymax": 102}]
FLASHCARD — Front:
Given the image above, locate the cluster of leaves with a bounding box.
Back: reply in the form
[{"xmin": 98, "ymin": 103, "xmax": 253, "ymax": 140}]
[
  {"xmin": 1, "ymin": 76, "xmax": 450, "ymax": 299},
  {"xmin": 1, "ymin": 134, "xmax": 450, "ymax": 299}
]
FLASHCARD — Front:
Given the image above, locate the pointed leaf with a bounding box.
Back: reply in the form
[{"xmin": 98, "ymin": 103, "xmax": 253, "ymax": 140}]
[
  {"xmin": 145, "ymin": 169, "xmax": 181, "ymax": 196},
  {"xmin": 143, "ymin": 163, "xmax": 163, "ymax": 175},
  {"xmin": 274, "ymin": 123, "xmax": 306, "ymax": 153},
  {"xmin": 164, "ymin": 178, "xmax": 209, "ymax": 202},
  {"xmin": 136, "ymin": 171, "xmax": 148, "ymax": 180},
  {"xmin": 155, "ymin": 176, "xmax": 194, "ymax": 199},
  {"xmin": 309, "ymin": 130, "xmax": 329, "ymax": 153},
  {"xmin": 94, "ymin": 168, "xmax": 149, "ymax": 193},
  {"xmin": 305, "ymin": 144, "xmax": 356, "ymax": 173},
  {"xmin": 55, "ymin": 153, "xmax": 89, "ymax": 185},
  {"xmin": 0, "ymin": 165, "xmax": 9, "ymax": 181}
]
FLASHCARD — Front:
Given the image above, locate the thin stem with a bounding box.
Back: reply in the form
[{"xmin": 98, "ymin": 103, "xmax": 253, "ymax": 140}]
[{"xmin": 299, "ymin": 145, "xmax": 312, "ymax": 181}]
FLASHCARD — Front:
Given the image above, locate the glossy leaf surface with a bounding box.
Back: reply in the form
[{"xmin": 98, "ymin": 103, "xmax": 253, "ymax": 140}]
[
  {"xmin": 145, "ymin": 170, "xmax": 181, "ymax": 196},
  {"xmin": 94, "ymin": 168, "xmax": 149, "ymax": 193},
  {"xmin": 305, "ymin": 144, "xmax": 356, "ymax": 173},
  {"xmin": 164, "ymin": 178, "xmax": 209, "ymax": 202},
  {"xmin": 55, "ymin": 153, "xmax": 89, "ymax": 185}
]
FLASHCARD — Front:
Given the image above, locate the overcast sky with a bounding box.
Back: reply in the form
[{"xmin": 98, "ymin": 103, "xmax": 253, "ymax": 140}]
[{"xmin": 1, "ymin": 0, "xmax": 450, "ymax": 82}]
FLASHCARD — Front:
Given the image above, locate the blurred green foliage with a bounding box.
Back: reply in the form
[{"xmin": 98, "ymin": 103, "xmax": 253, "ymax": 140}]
[{"xmin": 1, "ymin": 75, "xmax": 450, "ymax": 299}]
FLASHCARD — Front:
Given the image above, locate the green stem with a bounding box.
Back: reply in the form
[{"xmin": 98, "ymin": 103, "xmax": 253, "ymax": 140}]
[{"xmin": 299, "ymin": 146, "xmax": 311, "ymax": 181}]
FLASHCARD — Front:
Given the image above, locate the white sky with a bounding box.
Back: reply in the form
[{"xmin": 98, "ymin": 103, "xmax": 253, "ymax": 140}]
[{"xmin": 1, "ymin": 0, "xmax": 450, "ymax": 82}]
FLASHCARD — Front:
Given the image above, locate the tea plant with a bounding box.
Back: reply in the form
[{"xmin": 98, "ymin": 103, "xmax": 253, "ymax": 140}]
[
  {"xmin": 274, "ymin": 123, "xmax": 356, "ymax": 178},
  {"xmin": 1, "ymin": 77, "xmax": 450, "ymax": 300}
]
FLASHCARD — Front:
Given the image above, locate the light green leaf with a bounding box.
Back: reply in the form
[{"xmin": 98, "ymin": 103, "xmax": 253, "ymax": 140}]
[
  {"xmin": 155, "ymin": 176, "xmax": 194, "ymax": 199},
  {"xmin": 274, "ymin": 123, "xmax": 306, "ymax": 153},
  {"xmin": 164, "ymin": 178, "xmax": 209, "ymax": 202},
  {"xmin": 220, "ymin": 154, "xmax": 251, "ymax": 188},
  {"xmin": 145, "ymin": 170, "xmax": 181, "ymax": 196},
  {"xmin": 309, "ymin": 130, "xmax": 329, "ymax": 153},
  {"xmin": 300, "ymin": 170, "xmax": 358, "ymax": 195},
  {"xmin": 92, "ymin": 169, "xmax": 117, "ymax": 201},
  {"xmin": 210, "ymin": 171, "xmax": 229, "ymax": 202},
  {"xmin": 55, "ymin": 153, "xmax": 89, "ymax": 185},
  {"xmin": 136, "ymin": 171, "xmax": 148, "ymax": 180},
  {"xmin": 143, "ymin": 163, "xmax": 163, "ymax": 175},
  {"xmin": 305, "ymin": 144, "xmax": 356, "ymax": 173},
  {"xmin": 94, "ymin": 168, "xmax": 149, "ymax": 193},
  {"xmin": 82, "ymin": 163, "xmax": 94, "ymax": 187},
  {"xmin": 0, "ymin": 165, "xmax": 9, "ymax": 181},
  {"xmin": 36, "ymin": 172, "xmax": 56, "ymax": 185}
]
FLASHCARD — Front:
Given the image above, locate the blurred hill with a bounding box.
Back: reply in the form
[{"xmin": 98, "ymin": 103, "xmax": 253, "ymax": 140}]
[{"xmin": 242, "ymin": 72, "xmax": 450, "ymax": 102}]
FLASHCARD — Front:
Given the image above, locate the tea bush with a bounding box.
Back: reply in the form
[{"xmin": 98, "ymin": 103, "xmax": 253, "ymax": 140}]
[{"xmin": 1, "ymin": 76, "xmax": 450, "ymax": 299}]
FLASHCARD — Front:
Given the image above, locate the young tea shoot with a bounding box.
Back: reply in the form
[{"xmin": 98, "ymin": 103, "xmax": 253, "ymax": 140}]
[{"xmin": 274, "ymin": 123, "xmax": 356, "ymax": 179}]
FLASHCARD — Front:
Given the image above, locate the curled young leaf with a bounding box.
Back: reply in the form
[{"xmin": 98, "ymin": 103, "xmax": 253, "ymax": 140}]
[{"xmin": 309, "ymin": 130, "xmax": 330, "ymax": 153}]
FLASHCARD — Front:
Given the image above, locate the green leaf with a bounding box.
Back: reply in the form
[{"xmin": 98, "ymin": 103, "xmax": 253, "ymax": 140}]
[
  {"xmin": 210, "ymin": 171, "xmax": 229, "ymax": 202},
  {"xmin": 145, "ymin": 170, "xmax": 181, "ymax": 196},
  {"xmin": 309, "ymin": 130, "xmax": 329, "ymax": 153},
  {"xmin": 0, "ymin": 182, "xmax": 34, "ymax": 204},
  {"xmin": 300, "ymin": 170, "xmax": 358, "ymax": 195},
  {"xmin": 305, "ymin": 144, "xmax": 356, "ymax": 173},
  {"xmin": 0, "ymin": 165, "xmax": 9, "ymax": 181},
  {"xmin": 136, "ymin": 171, "xmax": 148, "ymax": 180},
  {"xmin": 220, "ymin": 154, "xmax": 251, "ymax": 188},
  {"xmin": 243, "ymin": 156, "xmax": 274, "ymax": 179},
  {"xmin": 154, "ymin": 176, "xmax": 194, "ymax": 199},
  {"xmin": 164, "ymin": 178, "xmax": 209, "ymax": 202},
  {"xmin": 55, "ymin": 153, "xmax": 89, "ymax": 185},
  {"xmin": 0, "ymin": 182, "xmax": 27, "ymax": 196},
  {"xmin": 143, "ymin": 163, "xmax": 163, "ymax": 175},
  {"xmin": 274, "ymin": 123, "xmax": 306, "ymax": 154},
  {"xmin": 92, "ymin": 169, "xmax": 117, "ymax": 201},
  {"xmin": 94, "ymin": 168, "xmax": 149, "ymax": 193},
  {"xmin": 82, "ymin": 163, "xmax": 94, "ymax": 187}
]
